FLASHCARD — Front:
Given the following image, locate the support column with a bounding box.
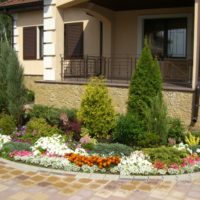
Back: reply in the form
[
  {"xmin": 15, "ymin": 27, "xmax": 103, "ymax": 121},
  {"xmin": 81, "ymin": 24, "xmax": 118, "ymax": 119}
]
[
  {"xmin": 12, "ymin": 14, "xmax": 19, "ymax": 53},
  {"xmin": 192, "ymin": 0, "xmax": 200, "ymax": 89},
  {"xmin": 43, "ymin": 0, "xmax": 56, "ymax": 80}
]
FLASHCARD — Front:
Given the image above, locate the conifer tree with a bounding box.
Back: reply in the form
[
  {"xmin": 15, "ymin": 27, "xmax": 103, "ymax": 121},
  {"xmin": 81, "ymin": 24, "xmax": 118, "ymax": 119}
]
[
  {"xmin": 127, "ymin": 39, "xmax": 162, "ymax": 116},
  {"xmin": 6, "ymin": 48, "xmax": 26, "ymax": 123},
  {"xmin": 0, "ymin": 42, "xmax": 10, "ymax": 112},
  {"xmin": 78, "ymin": 77, "xmax": 116, "ymax": 139}
]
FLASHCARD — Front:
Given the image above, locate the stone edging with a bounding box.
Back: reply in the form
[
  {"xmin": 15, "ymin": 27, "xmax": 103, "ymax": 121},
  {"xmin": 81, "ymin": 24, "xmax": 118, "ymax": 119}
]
[{"xmin": 1, "ymin": 158, "xmax": 200, "ymax": 181}]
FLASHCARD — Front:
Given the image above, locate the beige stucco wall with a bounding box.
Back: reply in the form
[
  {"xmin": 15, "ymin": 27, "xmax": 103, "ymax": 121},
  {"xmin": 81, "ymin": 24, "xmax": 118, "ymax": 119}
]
[
  {"xmin": 63, "ymin": 8, "xmax": 100, "ymax": 56},
  {"xmin": 16, "ymin": 10, "xmax": 43, "ymax": 75}
]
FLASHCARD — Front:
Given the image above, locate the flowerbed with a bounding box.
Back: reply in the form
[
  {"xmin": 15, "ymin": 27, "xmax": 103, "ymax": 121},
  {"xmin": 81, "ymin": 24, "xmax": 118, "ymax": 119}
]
[{"xmin": 1, "ymin": 133, "xmax": 200, "ymax": 176}]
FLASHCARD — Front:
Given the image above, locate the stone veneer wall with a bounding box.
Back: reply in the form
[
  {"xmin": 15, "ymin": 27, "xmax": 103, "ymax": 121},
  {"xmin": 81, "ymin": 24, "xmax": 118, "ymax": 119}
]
[
  {"xmin": 23, "ymin": 76, "xmax": 199, "ymax": 129},
  {"xmin": 24, "ymin": 75, "xmax": 43, "ymax": 92}
]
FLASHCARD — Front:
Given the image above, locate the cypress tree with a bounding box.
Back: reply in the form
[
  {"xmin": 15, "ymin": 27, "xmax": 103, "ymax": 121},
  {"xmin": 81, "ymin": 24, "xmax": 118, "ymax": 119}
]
[
  {"xmin": 127, "ymin": 39, "xmax": 162, "ymax": 116},
  {"xmin": 0, "ymin": 42, "xmax": 10, "ymax": 112},
  {"xmin": 6, "ymin": 48, "xmax": 26, "ymax": 123}
]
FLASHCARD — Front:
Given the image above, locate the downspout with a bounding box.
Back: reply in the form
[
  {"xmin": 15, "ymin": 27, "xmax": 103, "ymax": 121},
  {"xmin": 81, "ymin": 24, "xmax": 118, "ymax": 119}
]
[{"xmin": 191, "ymin": 83, "xmax": 200, "ymax": 125}]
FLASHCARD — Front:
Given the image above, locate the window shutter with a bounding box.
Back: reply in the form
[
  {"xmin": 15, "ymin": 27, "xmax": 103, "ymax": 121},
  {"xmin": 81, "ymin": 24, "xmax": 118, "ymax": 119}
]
[
  {"xmin": 64, "ymin": 23, "xmax": 83, "ymax": 59},
  {"xmin": 23, "ymin": 27, "xmax": 37, "ymax": 60}
]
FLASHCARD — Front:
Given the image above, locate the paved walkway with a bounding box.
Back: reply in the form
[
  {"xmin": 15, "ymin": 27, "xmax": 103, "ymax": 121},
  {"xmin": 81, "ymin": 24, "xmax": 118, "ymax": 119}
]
[{"xmin": 0, "ymin": 160, "xmax": 200, "ymax": 200}]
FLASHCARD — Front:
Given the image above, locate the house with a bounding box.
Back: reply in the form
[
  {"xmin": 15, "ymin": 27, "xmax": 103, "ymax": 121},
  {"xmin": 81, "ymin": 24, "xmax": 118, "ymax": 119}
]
[{"xmin": 0, "ymin": 0, "xmax": 199, "ymax": 128}]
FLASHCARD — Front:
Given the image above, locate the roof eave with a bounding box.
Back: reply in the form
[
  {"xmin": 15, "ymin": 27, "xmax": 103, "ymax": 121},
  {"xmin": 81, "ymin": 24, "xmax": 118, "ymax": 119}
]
[{"xmin": 0, "ymin": 1, "xmax": 43, "ymax": 14}]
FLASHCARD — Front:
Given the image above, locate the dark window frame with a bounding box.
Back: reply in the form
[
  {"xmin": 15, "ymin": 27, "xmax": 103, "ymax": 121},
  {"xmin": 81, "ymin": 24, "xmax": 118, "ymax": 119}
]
[
  {"xmin": 64, "ymin": 22, "xmax": 84, "ymax": 60},
  {"xmin": 39, "ymin": 26, "xmax": 43, "ymax": 60},
  {"xmin": 23, "ymin": 26, "xmax": 37, "ymax": 60},
  {"xmin": 144, "ymin": 17, "xmax": 188, "ymax": 59}
]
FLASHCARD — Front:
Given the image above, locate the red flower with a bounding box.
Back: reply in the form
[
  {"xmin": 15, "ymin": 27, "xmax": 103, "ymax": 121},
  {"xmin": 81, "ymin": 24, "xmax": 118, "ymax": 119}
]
[{"xmin": 153, "ymin": 160, "xmax": 166, "ymax": 170}]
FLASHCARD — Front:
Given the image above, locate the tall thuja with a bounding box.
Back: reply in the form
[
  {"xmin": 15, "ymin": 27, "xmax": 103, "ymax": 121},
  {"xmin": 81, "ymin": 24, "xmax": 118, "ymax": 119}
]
[
  {"xmin": 6, "ymin": 48, "xmax": 26, "ymax": 123},
  {"xmin": 127, "ymin": 39, "xmax": 162, "ymax": 116},
  {"xmin": 0, "ymin": 14, "xmax": 12, "ymax": 43},
  {"xmin": 0, "ymin": 42, "xmax": 10, "ymax": 112}
]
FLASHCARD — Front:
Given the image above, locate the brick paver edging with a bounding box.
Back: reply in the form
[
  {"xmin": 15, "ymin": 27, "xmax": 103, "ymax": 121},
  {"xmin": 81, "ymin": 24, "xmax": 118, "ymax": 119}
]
[{"xmin": 1, "ymin": 158, "xmax": 200, "ymax": 182}]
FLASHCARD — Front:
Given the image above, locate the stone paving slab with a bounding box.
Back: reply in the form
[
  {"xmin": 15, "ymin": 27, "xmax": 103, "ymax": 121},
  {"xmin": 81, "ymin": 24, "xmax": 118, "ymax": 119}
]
[{"xmin": 0, "ymin": 158, "xmax": 200, "ymax": 199}]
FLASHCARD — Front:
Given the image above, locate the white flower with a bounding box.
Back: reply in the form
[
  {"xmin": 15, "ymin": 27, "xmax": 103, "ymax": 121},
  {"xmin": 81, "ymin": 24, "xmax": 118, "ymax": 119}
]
[
  {"xmin": 196, "ymin": 149, "xmax": 200, "ymax": 153},
  {"xmin": 31, "ymin": 134, "xmax": 74, "ymax": 156},
  {"xmin": 174, "ymin": 143, "xmax": 192, "ymax": 154},
  {"xmin": 117, "ymin": 151, "xmax": 154, "ymax": 176},
  {"xmin": 0, "ymin": 134, "xmax": 11, "ymax": 150}
]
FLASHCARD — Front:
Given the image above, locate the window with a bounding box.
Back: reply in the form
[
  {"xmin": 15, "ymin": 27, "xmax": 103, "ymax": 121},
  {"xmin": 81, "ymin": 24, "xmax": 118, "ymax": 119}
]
[
  {"xmin": 144, "ymin": 18, "xmax": 187, "ymax": 58},
  {"xmin": 64, "ymin": 23, "xmax": 83, "ymax": 59},
  {"xmin": 23, "ymin": 26, "xmax": 43, "ymax": 60},
  {"xmin": 23, "ymin": 27, "xmax": 37, "ymax": 60}
]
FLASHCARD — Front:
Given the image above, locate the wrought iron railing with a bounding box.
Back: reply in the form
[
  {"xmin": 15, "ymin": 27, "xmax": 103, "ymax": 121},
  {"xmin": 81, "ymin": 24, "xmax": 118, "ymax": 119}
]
[
  {"xmin": 61, "ymin": 55, "xmax": 193, "ymax": 87},
  {"xmin": 61, "ymin": 55, "xmax": 134, "ymax": 83}
]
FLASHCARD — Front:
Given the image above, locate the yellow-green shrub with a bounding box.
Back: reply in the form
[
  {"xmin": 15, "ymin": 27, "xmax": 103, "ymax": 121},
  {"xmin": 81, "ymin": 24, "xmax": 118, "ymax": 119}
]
[
  {"xmin": 0, "ymin": 114, "xmax": 16, "ymax": 135},
  {"xmin": 78, "ymin": 77, "xmax": 116, "ymax": 139},
  {"xmin": 185, "ymin": 132, "xmax": 200, "ymax": 146}
]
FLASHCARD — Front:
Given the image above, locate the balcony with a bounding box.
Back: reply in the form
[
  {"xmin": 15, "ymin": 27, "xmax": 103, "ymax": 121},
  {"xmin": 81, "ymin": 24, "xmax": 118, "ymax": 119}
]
[{"xmin": 61, "ymin": 55, "xmax": 193, "ymax": 89}]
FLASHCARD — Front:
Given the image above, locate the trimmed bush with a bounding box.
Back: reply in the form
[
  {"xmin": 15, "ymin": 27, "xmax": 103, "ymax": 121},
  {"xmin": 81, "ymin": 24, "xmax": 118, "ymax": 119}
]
[
  {"xmin": 29, "ymin": 105, "xmax": 77, "ymax": 126},
  {"xmin": 137, "ymin": 132, "xmax": 161, "ymax": 148},
  {"xmin": 24, "ymin": 118, "xmax": 63, "ymax": 143},
  {"xmin": 78, "ymin": 77, "xmax": 116, "ymax": 139},
  {"xmin": 29, "ymin": 105, "xmax": 61, "ymax": 126},
  {"xmin": 168, "ymin": 118, "xmax": 185, "ymax": 144},
  {"xmin": 0, "ymin": 114, "xmax": 16, "ymax": 135},
  {"xmin": 89, "ymin": 143, "xmax": 134, "ymax": 156},
  {"xmin": 143, "ymin": 146, "xmax": 188, "ymax": 165},
  {"xmin": 112, "ymin": 114, "xmax": 144, "ymax": 146}
]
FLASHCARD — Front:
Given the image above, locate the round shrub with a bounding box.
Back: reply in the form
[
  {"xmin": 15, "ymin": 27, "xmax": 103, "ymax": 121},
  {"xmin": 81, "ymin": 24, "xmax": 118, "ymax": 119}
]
[
  {"xmin": 168, "ymin": 118, "xmax": 185, "ymax": 144},
  {"xmin": 25, "ymin": 118, "xmax": 63, "ymax": 143},
  {"xmin": 112, "ymin": 114, "xmax": 144, "ymax": 146},
  {"xmin": 137, "ymin": 132, "xmax": 161, "ymax": 148},
  {"xmin": 89, "ymin": 143, "xmax": 134, "ymax": 156},
  {"xmin": 0, "ymin": 114, "xmax": 16, "ymax": 135},
  {"xmin": 143, "ymin": 146, "xmax": 188, "ymax": 165},
  {"xmin": 29, "ymin": 105, "xmax": 77, "ymax": 126}
]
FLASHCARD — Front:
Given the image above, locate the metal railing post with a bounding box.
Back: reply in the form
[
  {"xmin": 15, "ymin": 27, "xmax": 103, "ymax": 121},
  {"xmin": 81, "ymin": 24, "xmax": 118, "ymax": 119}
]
[{"xmin": 60, "ymin": 55, "xmax": 64, "ymax": 81}]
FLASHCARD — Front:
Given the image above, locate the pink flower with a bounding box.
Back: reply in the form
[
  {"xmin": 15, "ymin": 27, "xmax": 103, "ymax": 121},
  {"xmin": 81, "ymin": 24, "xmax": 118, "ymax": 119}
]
[
  {"xmin": 9, "ymin": 150, "xmax": 33, "ymax": 158},
  {"xmin": 182, "ymin": 154, "xmax": 197, "ymax": 167},
  {"xmin": 169, "ymin": 163, "xmax": 179, "ymax": 170}
]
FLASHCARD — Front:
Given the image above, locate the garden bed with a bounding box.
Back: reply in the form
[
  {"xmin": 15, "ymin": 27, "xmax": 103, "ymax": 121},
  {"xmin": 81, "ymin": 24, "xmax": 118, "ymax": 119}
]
[{"xmin": 1, "ymin": 134, "xmax": 200, "ymax": 177}]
